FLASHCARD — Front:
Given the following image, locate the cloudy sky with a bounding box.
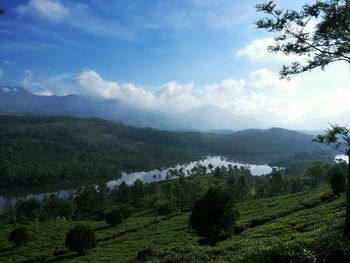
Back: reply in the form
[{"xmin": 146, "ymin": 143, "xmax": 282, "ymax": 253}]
[{"xmin": 0, "ymin": 0, "xmax": 349, "ymax": 129}]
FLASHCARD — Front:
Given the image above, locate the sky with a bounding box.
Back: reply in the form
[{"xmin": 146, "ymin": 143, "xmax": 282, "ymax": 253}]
[{"xmin": 0, "ymin": 0, "xmax": 349, "ymax": 130}]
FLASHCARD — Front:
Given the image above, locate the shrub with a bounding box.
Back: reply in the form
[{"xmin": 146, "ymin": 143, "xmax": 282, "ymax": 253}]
[
  {"xmin": 157, "ymin": 202, "xmax": 174, "ymax": 215},
  {"xmin": 329, "ymin": 165, "xmax": 345, "ymax": 196},
  {"xmin": 65, "ymin": 225, "xmax": 96, "ymax": 255},
  {"xmin": 136, "ymin": 247, "xmax": 164, "ymax": 261},
  {"xmin": 8, "ymin": 226, "xmax": 29, "ymax": 246},
  {"xmin": 119, "ymin": 206, "xmax": 132, "ymax": 219},
  {"xmin": 190, "ymin": 186, "xmax": 239, "ymax": 245},
  {"xmin": 105, "ymin": 209, "xmax": 123, "ymax": 227},
  {"xmin": 233, "ymin": 224, "xmax": 247, "ymax": 234}
]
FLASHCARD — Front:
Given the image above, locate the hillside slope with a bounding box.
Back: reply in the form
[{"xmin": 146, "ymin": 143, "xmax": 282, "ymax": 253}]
[{"xmin": 0, "ymin": 187, "xmax": 347, "ymax": 262}]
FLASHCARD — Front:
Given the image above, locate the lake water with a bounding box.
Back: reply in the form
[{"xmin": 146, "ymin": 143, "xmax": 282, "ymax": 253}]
[
  {"xmin": 106, "ymin": 156, "xmax": 273, "ymax": 188},
  {"xmin": 0, "ymin": 156, "xmax": 273, "ymax": 211},
  {"xmin": 0, "ymin": 155, "xmax": 347, "ymax": 211}
]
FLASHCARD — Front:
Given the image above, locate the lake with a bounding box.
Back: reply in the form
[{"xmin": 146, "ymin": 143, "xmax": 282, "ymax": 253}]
[
  {"xmin": 0, "ymin": 156, "xmax": 273, "ymax": 211},
  {"xmin": 1, "ymin": 154, "xmax": 348, "ymax": 211}
]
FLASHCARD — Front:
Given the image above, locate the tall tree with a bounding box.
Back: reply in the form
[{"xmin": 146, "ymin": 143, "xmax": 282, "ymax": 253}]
[
  {"xmin": 313, "ymin": 125, "xmax": 350, "ymax": 236},
  {"xmin": 256, "ymin": 0, "xmax": 350, "ymax": 79},
  {"xmin": 190, "ymin": 186, "xmax": 239, "ymax": 245}
]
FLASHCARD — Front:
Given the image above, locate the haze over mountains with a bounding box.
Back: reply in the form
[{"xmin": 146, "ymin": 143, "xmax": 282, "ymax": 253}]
[{"xmin": 0, "ymin": 86, "xmax": 263, "ymax": 131}]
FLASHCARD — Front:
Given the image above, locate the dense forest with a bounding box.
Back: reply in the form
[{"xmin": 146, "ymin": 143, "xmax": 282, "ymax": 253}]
[{"xmin": 0, "ymin": 115, "xmax": 332, "ymax": 187}]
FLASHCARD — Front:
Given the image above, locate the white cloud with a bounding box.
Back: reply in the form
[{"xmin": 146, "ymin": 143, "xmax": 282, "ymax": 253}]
[
  {"xmin": 25, "ymin": 64, "xmax": 350, "ymax": 129},
  {"xmin": 22, "ymin": 70, "xmax": 46, "ymax": 90},
  {"xmin": 236, "ymin": 37, "xmax": 305, "ymax": 62},
  {"xmin": 22, "ymin": 70, "xmax": 74, "ymax": 95},
  {"xmin": 248, "ymin": 68, "xmax": 301, "ymax": 91},
  {"xmin": 156, "ymin": 81, "xmax": 201, "ymax": 112},
  {"xmin": 76, "ymin": 70, "xmax": 154, "ymax": 108},
  {"xmin": 236, "ymin": 38, "xmax": 274, "ymax": 60},
  {"xmin": 17, "ymin": 0, "xmax": 69, "ymax": 23},
  {"xmin": 16, "ymin": 0, "xmax": 133, "ymax": 39},
  {"xmin": 35, "ymin": 90, "xmax": 53, "ymax": 96},
  {"xmin": 2, "ymin": 60, "xmax": 14, "ymax": 65}
]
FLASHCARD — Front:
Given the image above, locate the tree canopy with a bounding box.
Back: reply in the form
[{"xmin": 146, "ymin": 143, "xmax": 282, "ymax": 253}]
[
  {"xmin": 190, "ymin": 186, "xmax": 239, "ymax": 245},
  {"xmin": 256, "ymin": 0, "xmax": 350, "ymax": 79}
]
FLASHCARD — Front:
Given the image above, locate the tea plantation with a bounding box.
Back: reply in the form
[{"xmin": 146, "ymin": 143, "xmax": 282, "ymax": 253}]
[{"xmin": 0, "ymin": 186, "xmax": 348, "ymax": 262}]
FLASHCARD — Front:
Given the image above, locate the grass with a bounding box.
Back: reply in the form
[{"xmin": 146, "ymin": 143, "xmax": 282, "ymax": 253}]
[{"xmin": 0, "ymin": 186, "xmax": 347, "ymax": 263}]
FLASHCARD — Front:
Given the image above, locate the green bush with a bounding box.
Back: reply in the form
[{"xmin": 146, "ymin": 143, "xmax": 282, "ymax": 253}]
[
  {"xmin": 190, "ymin": 186, "xmax": 239, "ymax": 245},
  {"xmin": 136, "ymin": 247, "xmax": 164, "ymax": 261},
  {"xmin": 65, "ymin": 225, "xmax": 96, "ymax": 255},
  {"xmin": 105, "ymin": 209, "xmax": 123, "ymax": 227},
  {"xmin": 157, "ymin": 202, "xmax": 174, "ymax": 215},
  {"xmin": 329, "ymin": 165, "xmax": 345, "ymax": 196},
  {"xmin": 119, "ymin": 206, "xmax": 133, "ymax": 219},
  {"xmin": 8, "ymin": 226, "xmax": 29, "ymax": 246}
]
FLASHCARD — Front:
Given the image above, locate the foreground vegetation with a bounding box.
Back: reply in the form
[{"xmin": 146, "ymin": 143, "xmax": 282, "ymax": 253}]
[{"xmin": 0, "ymin": 186, "xmax": 348, "ymax": 262}]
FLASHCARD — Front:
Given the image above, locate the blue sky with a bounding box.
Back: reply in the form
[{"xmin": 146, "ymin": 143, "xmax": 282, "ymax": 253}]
[{"xmin": 0, "ymin": 0, "xmax": 349, "ymax": 129}]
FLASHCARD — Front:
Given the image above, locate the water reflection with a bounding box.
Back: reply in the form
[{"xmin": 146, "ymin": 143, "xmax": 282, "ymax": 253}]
[
  {"xmin": 106, "ymin": 156, "xmax": 272, "ymax": 188},
  {"xmin": 0, "ymin": 156, "xmax": 272, "ymax": 211}
]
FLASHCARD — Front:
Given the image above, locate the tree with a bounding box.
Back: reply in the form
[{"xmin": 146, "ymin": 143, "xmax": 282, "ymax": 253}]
[
  {"xmin": 15, "ymin": 198, "xmax": 41, "ymax": 222},
  {"xmin": 0, "ymin": 9, "xmax": 4, "ymax": 15},
  {"xmin": 190, "ymin": 186, "xmax": 239, "ymax": 245},
  {"xmin": 8, "ymin": 226, "xmax": 29, "ymax": 246},
  {"xmin": 43, "ymin": 195, "xmax": 74, "ymax": 220},
  {"xmin": 329, "ymin": 164, "xmax": 346, "ymax": 196},
  {"xmin": 256, "ymin": 0, "xmax": 350, "ymax": 79},
  {"xmin": 105, "ymin": 209, "xmax": 123, "ymax": 227},
  {"xmin": 131, "ymin": 179, "xmax": 144, "ymax": 208},
  {"xmin": 304, "ymin": 161, "xmax": 330, "ymax": 189},
  {"xmin": 74, "ymin": 186, "xmax": 103, "ymax": 220},
  {"xmin": 236, "ymin": 175, "xmax": 248, "ymax": 201},
  {"xmin": 313, "ymin": 124, "xmax": 350, "ymax": 236},
  {"xmin": 65, "ymin": 225, "xmax": 96, "ymax": 255},
  {"xmin": 255, "ymin": 176, "xmax": 270, "ymax": 198}
]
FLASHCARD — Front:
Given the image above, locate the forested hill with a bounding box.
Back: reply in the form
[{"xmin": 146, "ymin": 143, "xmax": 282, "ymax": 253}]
[
  {"xmin": 210, "ymin": 128, "xmax": 327, "ymax": 156},
  {"xmin": 0, "ymin": 115, "xmax": 331, "ymax": 187}
]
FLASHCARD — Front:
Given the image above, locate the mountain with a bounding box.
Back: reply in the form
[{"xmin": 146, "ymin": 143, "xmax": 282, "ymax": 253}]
[
  {"xmin": 0, "ymin": 86, "xmax": 186, "ymax": 130},
  {"xmin": 178, "ymin": 104, "xmax": 264, "ymax": 131},
  {"xmin": 0, "ymin": 86, "xmax": 265, "ymax": 131}
]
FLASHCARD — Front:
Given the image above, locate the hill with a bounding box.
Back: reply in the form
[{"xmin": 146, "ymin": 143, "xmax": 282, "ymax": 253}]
[
  {"xmin": 0, "ymin": 115, "xmax": 332, "ymax": 187},
  {"xmin": 0, "ymin": 186, "xmax": 347, "ymax": 262}
]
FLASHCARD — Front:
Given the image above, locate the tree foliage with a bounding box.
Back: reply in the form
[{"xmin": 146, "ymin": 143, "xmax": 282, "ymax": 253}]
[
  {"xmin": 256, "ymin": 0, "xmax": 350, "ymax": 79},
  {"xmin": 8, "ymin": 226, "xmax": 29, "ymax": 246},
  {"xmin": 105, "ymin": 209, "xmax": 123, "ymax": 227},
  {"xmin": 329, "ymin": 164, "xmax": 346, "ymax": 196},
  {"xmin": 65, "ymin": 225, "xmax": 96, "ymax": 255},
  {"xmin": 190, "ymin": 186, "xmax": 239, "ymax": 245}
]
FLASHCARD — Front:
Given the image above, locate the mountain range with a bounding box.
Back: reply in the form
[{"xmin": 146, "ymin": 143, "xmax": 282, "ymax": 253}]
[{"xmin": 0, "ymin": 86, "xmax": 262, "ymax": 131}]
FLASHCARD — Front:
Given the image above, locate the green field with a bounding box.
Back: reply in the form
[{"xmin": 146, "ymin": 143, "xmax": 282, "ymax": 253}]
[{"xmin": 0, "ymin": 186, "xmax": 347, "ymax": 262}]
